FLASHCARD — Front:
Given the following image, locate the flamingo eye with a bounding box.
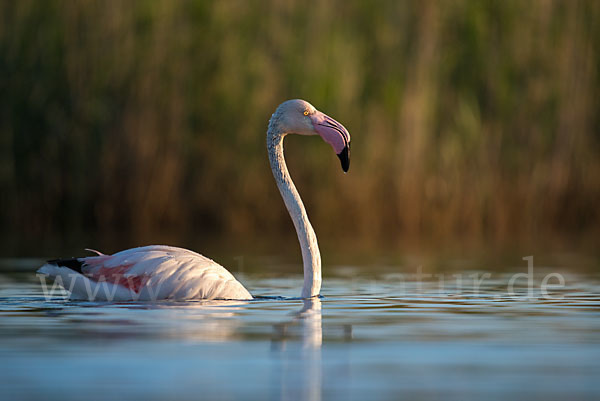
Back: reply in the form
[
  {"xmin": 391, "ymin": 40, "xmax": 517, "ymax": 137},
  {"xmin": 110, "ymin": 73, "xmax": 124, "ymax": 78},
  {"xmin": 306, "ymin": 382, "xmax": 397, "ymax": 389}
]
[{"xmin": 303, "ymin": 110, "xmax": 309, "ymax": 116}]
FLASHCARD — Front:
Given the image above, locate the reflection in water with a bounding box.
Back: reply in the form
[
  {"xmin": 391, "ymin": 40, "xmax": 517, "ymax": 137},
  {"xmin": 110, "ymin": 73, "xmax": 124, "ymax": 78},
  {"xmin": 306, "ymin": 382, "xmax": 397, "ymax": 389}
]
[
  {"xmin": 0, "ymin": 294, "xmax": 251, "ymax": 343},
  {"xmin": 271, "ymin": 298, "xmax": 323, "ymax": 401},
  {"xmin": 296, "ymin": 298, "xmax": 323, "ymax": 349},
  {"xmin": 153, "ymin": 300, "xmax": 250, "ymax": 342}
]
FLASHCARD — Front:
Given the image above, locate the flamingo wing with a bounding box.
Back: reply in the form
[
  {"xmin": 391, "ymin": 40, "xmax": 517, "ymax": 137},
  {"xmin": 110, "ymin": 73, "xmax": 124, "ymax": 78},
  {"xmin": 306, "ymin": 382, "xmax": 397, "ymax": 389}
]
[{"xmin": 38, "ymin": 245, "xmax": 253, "ymax": 301}]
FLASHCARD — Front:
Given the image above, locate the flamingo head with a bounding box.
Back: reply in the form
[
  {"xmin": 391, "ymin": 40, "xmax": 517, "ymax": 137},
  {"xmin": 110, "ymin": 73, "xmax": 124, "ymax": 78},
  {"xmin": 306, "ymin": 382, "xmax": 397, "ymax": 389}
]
[{"xmin": 272, "ymin": 99, "xmax": 351, "ymax": 172}]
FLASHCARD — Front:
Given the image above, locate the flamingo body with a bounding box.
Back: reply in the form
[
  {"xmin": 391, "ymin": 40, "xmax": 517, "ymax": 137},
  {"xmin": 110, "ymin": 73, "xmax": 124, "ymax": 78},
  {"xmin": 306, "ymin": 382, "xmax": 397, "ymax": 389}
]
[{"xmin": 38, "ymin": 246, "xmax": 253, "ymax": 301}]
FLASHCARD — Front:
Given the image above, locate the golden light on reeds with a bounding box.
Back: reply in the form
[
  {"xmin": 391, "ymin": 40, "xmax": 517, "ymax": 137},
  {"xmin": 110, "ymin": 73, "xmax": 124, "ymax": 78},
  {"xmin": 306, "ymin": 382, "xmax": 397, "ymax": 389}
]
[{"xmin": 0, "ymin": 0, "xmax": 598, "ymax": 251}]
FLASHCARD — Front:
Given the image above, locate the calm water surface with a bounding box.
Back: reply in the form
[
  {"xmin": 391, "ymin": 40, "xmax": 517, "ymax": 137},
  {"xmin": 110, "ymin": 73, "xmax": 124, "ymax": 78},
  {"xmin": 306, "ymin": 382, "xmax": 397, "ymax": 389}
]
[{"xmin": 1, "ymin": 257, "xmax": 599, "ymax": 401}]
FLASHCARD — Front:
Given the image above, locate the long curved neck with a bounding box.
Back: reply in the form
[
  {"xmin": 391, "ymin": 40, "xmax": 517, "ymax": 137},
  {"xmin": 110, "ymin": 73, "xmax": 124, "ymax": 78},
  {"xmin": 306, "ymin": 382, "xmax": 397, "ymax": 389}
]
[{"xmin": 267, "ymin": 126, "xmax": 321, "ymax": 298}]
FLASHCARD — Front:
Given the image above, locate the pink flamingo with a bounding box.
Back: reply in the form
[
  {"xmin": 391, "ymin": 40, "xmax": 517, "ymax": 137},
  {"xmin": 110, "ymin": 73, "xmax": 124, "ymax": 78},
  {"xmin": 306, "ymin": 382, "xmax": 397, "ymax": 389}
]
[{"xmin": 38, "ymin": 99, "xmax": 350, "ymax": 301}]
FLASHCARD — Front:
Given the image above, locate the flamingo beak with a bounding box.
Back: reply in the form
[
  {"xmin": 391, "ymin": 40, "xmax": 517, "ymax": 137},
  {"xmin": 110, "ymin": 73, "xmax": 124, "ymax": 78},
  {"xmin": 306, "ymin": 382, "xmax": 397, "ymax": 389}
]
[
  {"xmin": 337, "ymin": 144, "xmax": 350, "ymax": 173},
  {"xmin": 310, "ymin": 111, "xmax": 351, "ymax": 172}
]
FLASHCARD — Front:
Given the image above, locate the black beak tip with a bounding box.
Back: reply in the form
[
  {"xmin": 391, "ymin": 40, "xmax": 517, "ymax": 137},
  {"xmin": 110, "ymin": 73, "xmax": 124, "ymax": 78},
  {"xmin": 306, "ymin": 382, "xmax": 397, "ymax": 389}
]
[{"xmin": 337, "ymin": 145, "xmax": 350, "ymax": 173}]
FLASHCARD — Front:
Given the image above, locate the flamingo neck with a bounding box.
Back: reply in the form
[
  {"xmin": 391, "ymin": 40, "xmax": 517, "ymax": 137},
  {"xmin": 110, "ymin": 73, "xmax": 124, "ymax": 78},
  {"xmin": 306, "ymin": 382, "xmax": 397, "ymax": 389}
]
[{"xmin": 267, "ymin": 126, "xmax": 321, "ymax": 298}]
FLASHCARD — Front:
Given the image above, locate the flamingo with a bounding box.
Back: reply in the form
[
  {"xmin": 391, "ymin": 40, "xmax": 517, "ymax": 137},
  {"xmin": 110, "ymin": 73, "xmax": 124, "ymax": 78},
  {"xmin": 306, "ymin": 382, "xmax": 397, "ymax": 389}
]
[{"xmin": 37, "ymin": 99, "xmax": 350, "ymax": 301}]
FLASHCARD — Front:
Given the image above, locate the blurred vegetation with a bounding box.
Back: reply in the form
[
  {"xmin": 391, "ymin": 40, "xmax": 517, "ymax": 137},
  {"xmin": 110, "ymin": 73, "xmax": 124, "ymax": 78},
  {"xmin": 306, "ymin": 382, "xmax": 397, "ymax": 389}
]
[{"xmin": 0, "ymin": 0, "xmax": 599, "ymax": 254}]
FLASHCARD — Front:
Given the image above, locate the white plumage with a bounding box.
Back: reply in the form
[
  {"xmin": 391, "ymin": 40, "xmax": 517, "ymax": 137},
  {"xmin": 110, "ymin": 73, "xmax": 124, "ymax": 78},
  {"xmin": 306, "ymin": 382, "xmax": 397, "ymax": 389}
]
[{"xmin": 38, "ymin": 246, "xmax": 252, "ymax": 301}]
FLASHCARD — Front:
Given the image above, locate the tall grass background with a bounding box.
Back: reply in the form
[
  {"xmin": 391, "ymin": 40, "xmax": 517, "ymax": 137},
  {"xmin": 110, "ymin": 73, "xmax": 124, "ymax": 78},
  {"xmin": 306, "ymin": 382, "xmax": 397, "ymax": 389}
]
[{"xmin": 1, "ymin": 0, "xmax": 599, "ymax": 256}]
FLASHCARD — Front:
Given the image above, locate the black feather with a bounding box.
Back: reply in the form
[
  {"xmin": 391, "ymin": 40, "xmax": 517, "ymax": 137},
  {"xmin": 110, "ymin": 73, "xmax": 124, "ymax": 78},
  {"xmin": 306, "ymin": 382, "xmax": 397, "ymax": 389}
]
[{"xmin": 47, "ymin": 258, "xmax": 84, "ymax": 274}]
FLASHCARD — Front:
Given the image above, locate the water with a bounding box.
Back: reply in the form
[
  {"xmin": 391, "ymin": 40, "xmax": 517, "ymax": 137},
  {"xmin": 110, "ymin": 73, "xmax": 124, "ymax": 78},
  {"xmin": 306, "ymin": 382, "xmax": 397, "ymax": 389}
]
[{"xmin": 1, "ymin": 258, "xmax": 599, "ymax": 401}]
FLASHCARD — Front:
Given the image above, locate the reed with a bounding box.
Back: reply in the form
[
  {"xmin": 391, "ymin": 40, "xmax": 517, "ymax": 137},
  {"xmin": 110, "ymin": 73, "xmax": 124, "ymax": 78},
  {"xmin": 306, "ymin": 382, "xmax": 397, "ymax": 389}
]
[{"xmin": 1, "ymin": 0, "xmax": 598, "ymax": 250}]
